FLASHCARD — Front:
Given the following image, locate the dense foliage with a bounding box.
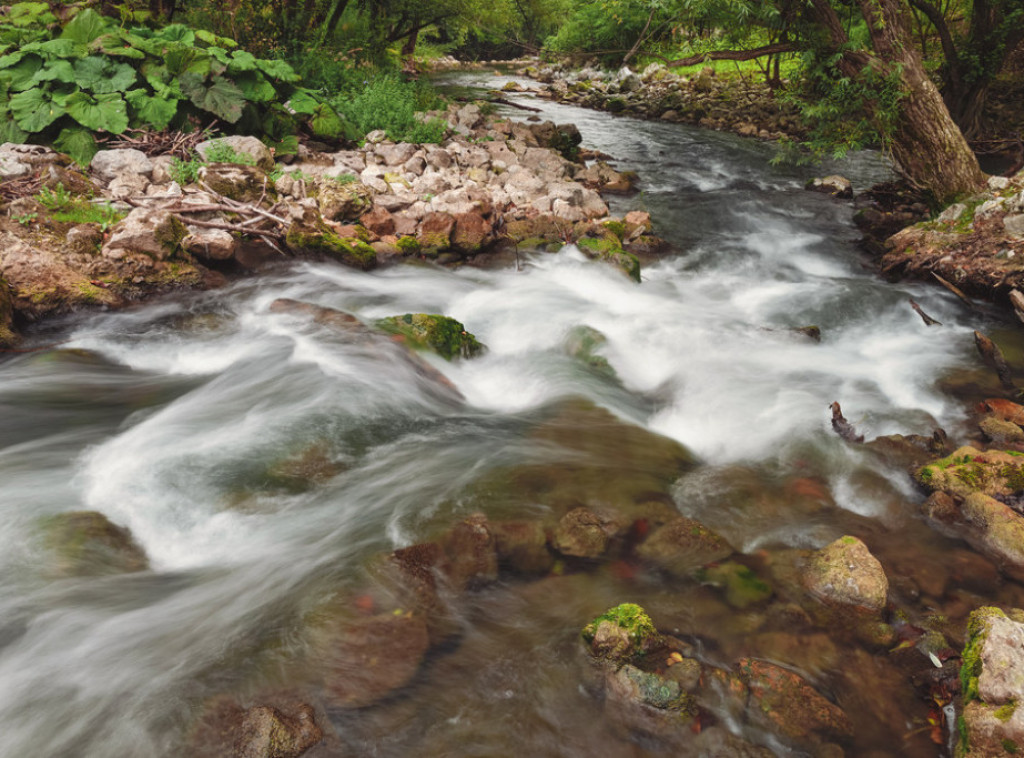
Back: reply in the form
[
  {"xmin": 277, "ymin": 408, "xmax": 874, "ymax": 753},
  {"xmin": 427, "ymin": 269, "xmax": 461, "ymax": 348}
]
[{"xmin": 0, "ymin": 2, "xmax": 350, "ymax": 163}]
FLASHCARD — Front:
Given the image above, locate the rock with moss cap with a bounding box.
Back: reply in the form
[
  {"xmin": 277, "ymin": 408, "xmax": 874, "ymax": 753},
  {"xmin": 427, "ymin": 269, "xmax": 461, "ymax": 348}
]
[
  {"xmin": 635, "ymin": 516, "xmax": 733, "ymax": 577},
  {"xmin": 959, "ymin": 606, "xmax": 1024, "ymax": 757},
  {"xmin": 563, "ymin": 325, "xmax": 617, "ymax": 380},
  {"xmin": 374, "ymin": 313, "xmax": 484, "ymax": 360},
  {"xmin": 42, "ymin": 510, "xmax": 148, "ymax": 577},
  {"xmin": 801, "ymin": 536, "xmax": 888, "ymax": 612},
  {"xmin": 582, "ymin": 603, "xmax": 662, "ymax": 664},
  {"xmin": 187, "ymin": 695, "xmax": 326, "ymax": 758},
  {"xmin": 284, "ymin": 220, "xmax": 377, "ymax": 271},
  {"xmin": 918, "ymin": 446, "xmax": 1024, "ymax": 500},
  {"xmin": 574, "ymin": 231, "xmax": 641, "ymax": 282},
  {"xmin": 316, "ymin": 179, "xmax": 374, "ymax": 222}
]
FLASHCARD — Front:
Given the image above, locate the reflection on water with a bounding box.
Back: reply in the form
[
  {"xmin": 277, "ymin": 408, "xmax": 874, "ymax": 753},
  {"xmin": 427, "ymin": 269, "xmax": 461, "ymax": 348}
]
[{"xmin": 0, "ymin": 70, "xmax": 1017, "ymax": 758}]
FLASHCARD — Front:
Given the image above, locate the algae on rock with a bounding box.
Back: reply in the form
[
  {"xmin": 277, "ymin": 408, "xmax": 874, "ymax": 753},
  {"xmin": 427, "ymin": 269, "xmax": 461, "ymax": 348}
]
[{"xmin": 374, "ymin": 313, "xmax": 484, "ymax": 360}]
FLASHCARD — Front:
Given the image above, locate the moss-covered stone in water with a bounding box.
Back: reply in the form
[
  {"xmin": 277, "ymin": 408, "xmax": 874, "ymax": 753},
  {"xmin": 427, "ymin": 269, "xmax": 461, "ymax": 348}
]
[
  {"xmin": 601, "ymin": 220, "xmax": 627, "ymax": 240},
  {"xmin": 917, "ymin": 446, "xmax": 1024, "ymax": 499},
  {"xmin": 698, "ymin": 561, "xmax": 773, "ymax": 609},
  {"xmin": 395, "ymin": 236, "xmax": 420, "ymax": 255},
  {"xmin": 374, "ymin": 313, "xmax": 484, "ymax": 361},
  {"xmin": 285, "ymin": 222, "xmax": 377, "ymax": 271},
  {"xmin": 576, "ymin": 235, "xmax": 641, "ymax": 282},
  {"xmin": 961, "ymin": 606, "xmax": 1007, "ymax": 704},
  {"xmin": 42, "ymin": 510, "xmax": 148, "ymax": 576},
  {"xmin": 619, "ymin": 665, "xmax": 696, "ymax": 713},
  {"xmin": 564, "ymin": 325, "xmax": 616, "ymax": 380},
  {"xmin": 582, "ymin": 603, "xmax": 659, "ymax": 661}
]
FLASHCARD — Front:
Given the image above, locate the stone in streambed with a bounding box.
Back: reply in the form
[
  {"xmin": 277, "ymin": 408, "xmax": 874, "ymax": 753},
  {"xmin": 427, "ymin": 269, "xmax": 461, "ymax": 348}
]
[
  {"xmin": 320, "ymin": 611, "xmax": 430, "ymax": 708},
  {"xmin": 490, "ymin": 520, "xmax": 553, "ymax": 575},
  {"xmin": 374, "ymin": 313, "xmax": 484, "ymax": 361},
  {"xmin": 440, "ymin": 513, "xmax": 498, "ymax": 591},
  {"xmin": 284, "ymin": 219, "xmax": 376, "ymax": 271},
  {"xmin": 563, "ymin": 325, "xmax": 617, "ymax": 380},
  {"xmin": 918, "ymin": 446, "xmax": 1024, "ymax": 500},
  {"xmin": 574, "ymin": 231, "xmax": 641, "ymax": 282},
  {"xmin": 316, "ymin": 179, "xmax": 374, "ymax": 222},
  {"xmin": 198, "ymin": 164, "xmax": 274, "ymax": 204},
  {"xmin": 636, "ymin": 516, "xmax": 733, "ymax": 577},
  {"xmin": 959, "ymin": 607, "xmax": 1024, "ymax": 757},
  {"xmin": 187, "ymin": 696, "xmax": 325, "ymax": 758},
  {"xmin": 552, "ymin": 506, "xmax": 629, "ymax": 559},
  {"xmin": 42, "ymin": 510, "xmax": 148, "ymax": 576},
  {"xmin": 801, "ymin": 536, "xmax": 888, "ymax": 612},
  {"xmin": 697, "ymin": 561, "xmax": 773, "ymax": 609},
  {"xmin": 581, "ymin": 603, "xmax": 662, "ymax": 664}
]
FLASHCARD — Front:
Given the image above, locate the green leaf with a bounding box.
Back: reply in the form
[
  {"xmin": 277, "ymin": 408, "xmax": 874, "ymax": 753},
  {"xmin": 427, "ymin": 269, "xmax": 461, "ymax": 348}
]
[
  {"xmin": 227, "ymin": 50, "xmax": 257, "ymax": 73},
  {"xmin": 310, "ymin": 103, "xmax": 348, "ymax": 139},
  {"xmin": 0, "ymin": 115, "xmax": 29, "ymax": 143},
  {"xmin": 54, "ymin": 126, "xmax": 98, "ymax": 166},
  {"xmin": 195, "ymin": 29, "xmax": 237, "ymax": 48},
  {"xmin": 10, "ymin": 87, "xmax": 65, "ymax": 132},
  {"xmin": 255, "ymin": 58, "xmax": 300, "ymax": 83},
  {"xmin": 156, "ymin": 24, "xmax": 195, "ymax": 45},
  {"xmin": 60, "ymin": 9, "xmax": 111, "ymax": 45},
  {"xmin": 22, "ymin": 39, "xmax": 87, "ymax": 59},
  {"xmin": 288, "ymin": 89, "xmax": 320, "ymax": 115},
  {"xmin": 4, "ymin": 55, "xmax": 42, "ymax": 90},
  {"xmin": 8, "ymin": 2, "xmax": 56, "ymax": 27},
  {"xmin": 125, "ymin": 88, "xmax": 178, "ymax": 130},
  {"xmin": 73, "ymin": 56, "xmax": 137, "ymax": 94},
  {"xmin": 180, "ymin": 73, "xmax": 245, "ymax": 123},
  {"xmin": 234, "ymin": 71, "xmax": 276, "ymax": 102},
  {"xmin": 90, "ymin": 33, "xmax": 147, "ymax": 60},
  {"xmin": 0, "ymin": 51, "xmax": 26, "ymax": 69},
  {"xmin": 206, "ymin": 46, "xmax": 231, "ymax": 65},
  {"xmin": 65, "ymin": 91, "xmax": 129, "ymax": 133},
  {"xmin": 166, "ymin": 46, "xmax": 207, "ymax": 76},
  {"xmin": 32, "ymin": 59, "xmax": 75, "ymax": 84},
  {"xmin": 269, "ymin": 133, "xmax": 299, "ymax": 158}
]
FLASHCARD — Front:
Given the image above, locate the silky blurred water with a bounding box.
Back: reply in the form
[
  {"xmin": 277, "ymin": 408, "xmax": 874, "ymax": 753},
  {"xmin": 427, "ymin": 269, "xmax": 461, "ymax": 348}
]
[{"xmin": 0, "ymin": 71, "xmax": 1014, "ymax": 757}]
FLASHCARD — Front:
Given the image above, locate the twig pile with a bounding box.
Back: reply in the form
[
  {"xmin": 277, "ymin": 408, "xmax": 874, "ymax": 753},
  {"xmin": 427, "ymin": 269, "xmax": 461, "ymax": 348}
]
[
  {"xmin": 0, "ymin": 171, "xmax": 43, "ymax": 203},
  {"xmin": 97, "ymin": 126, "xmax": 218, "ymax": 160}
]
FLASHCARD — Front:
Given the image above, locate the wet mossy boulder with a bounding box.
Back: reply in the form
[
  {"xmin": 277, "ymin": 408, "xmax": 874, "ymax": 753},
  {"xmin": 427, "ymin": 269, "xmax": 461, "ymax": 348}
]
[
  {"xmin": 582, "ymin": 603, "xmax": 661, "ymax": 664},
  {"xmin": 959, "ymin": 607, "xmax": 1024, "ymax": 758},
  {"xmin": 374, "ymin": 313, "xmax": 484, "ymax": 360},
  {"xmin": 553, "ymin": 505, "xmax": 630, "ymax": 559},
  {"xmin": 697, "ymin": 561, "xmax": 773, "ymax": 609},
  {"xmin": 490, "ymin": 519, "xmax": 554, "ymax": 575},
  {"xmin": 563, "ymin": 325, "xmax": 616, "ymax": 380},
  {"xmin": 801, "ymin": 536, "xmax": 888, "ymax": 612},
  {"xmin": 918, "ymin": 446, "xmax": 1024, "ymax": 500},
  {"xmin": 284, "ymin": 220, "xmax": 377, "ymax": 271},
  {"xmin": 575, "ymin": 232, "xmax": 641, "ymax": 282},
  {"xmin": 198, "ymin": 163, "xmax": 276, "ymax": 204},
  {"xmin": 635, "ymin": 516, "xmax": 733, "ymax": 577},
  {"xmin": 42, "ymin": 510, "xmax": 148, "ymax": 576}
]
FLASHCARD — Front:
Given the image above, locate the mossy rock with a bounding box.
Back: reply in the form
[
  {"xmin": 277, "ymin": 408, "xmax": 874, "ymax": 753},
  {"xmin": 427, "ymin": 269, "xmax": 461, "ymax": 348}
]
[
  {"xmin": 198, "ymin": 163, "xmax": 276, "ymax": 204},
  {"xmin": 374, "ymin": 313, "xmax": 484, "ymax": 361},
  {"xmin": 42, "ymin": 510, "xmax": 148, "ymax": 577},
  {"xmin": 563, "ymin": 325, "xmax": 616, "ymax": 379},
  {"xmin": 801, "ymin": 535, "xmax": 889, "ymax": 612},
  {"xmin": 285, "ymin": 221, "xmax": 377, "ymax": 271},
  {"xmin": 582, "ymin": 603, "xmax": 660, "ymax": 663},
  {"xmin": 316, "ymin": 179, "xmax": 375, "ymax": 222},
  {"xmin": 918, "ymin": 446, "xmax": 1024, "ymax": 499},
  {"xmin": 576, "ymin": 234, "xmax": 641, "ymax": 282},
  {"xmin": 698, "ymin": 561, "xmax": 773, "ymax": 609},
  {"xmin": 636, "ymin": 516, "xmax": 734, "ymax": 577}
]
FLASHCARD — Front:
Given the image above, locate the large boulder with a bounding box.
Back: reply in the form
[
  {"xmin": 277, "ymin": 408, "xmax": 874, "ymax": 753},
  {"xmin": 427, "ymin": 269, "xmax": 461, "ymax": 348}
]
[
  {"xmin": 918, "ymin": 447, "xmax": 1024, "ymax": 500},
  {"xmin": 316, "ymin": 179, "xmax": 374, "ymax": 222},
  {"xmin": 552, "ymin": 506, "xmax": 628, "ymax": 559},
  {"xmin": 90, "ymin": 148, "xmax": 153, "ymax": 183},
  {"xmin": 198, "ymin": 164, "xmax": 274, "ymax": 203},
  {"xmin": 635, "ymin": 516, "xmax": 733, "ymax": 577},
  {"xmin": 801, "ymin": 536, "xmax": 888, "ymax": 612},
  {"xmin": 284, "ymin": 219, "xmax": 376, "ymax": 271},
  {"xmin": 103, "ymin": 208, "xmax": 188, "ymax": 261},
  {"xmin": 959, "ymin": 607, "xmax": 1024, "ymax": 757}
]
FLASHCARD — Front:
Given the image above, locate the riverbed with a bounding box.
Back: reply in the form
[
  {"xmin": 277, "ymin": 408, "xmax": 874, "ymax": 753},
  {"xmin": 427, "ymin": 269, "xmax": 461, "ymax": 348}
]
[{"xmin": 0, "ymin": 71, "xmax": 1021, "ymax": 757}]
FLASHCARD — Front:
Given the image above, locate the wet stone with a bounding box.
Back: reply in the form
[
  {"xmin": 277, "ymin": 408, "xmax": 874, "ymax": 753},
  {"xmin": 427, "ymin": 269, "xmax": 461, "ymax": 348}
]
[
  {"xmin": 320, "ymin": 612, "xmax": 430, "ymax": 709},
  {"xmin": 552, "ymin": 506, "xmax": 627, "ymax": 559},
  {"xmin": 801, "ymin": 536, "xmax": 888, "ymax": 612},
  {"xmin": 635, "ymin": 516, "xmax": 733, "ymax": 577},
  {"xmin": 440, "ymin": 513, "xmax": 498, "ymax": 591},
  {"xmin": 42, "ymin": 510, "xmax": 148, "ymax": 577},
  {"xmin": 490, "ymin": 520, "xmax": 553, "ymax": 575}
]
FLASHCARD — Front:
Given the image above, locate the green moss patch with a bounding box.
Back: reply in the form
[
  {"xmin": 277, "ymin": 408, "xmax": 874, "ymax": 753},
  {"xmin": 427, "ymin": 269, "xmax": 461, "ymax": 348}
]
[
  {"xmin": 374, "ymin": 313, "xmax": 484, "ymax": 360},
  {"xmin": 285, "ymin": 222, "xmax": 377, "ymax": 271}
]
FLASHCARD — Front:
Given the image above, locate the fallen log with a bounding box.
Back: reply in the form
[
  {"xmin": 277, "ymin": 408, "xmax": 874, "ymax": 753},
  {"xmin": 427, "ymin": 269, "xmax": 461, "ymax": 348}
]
[{"xmin": 974, "ymin": 331, "xmax": 1016, "ymax": 390}]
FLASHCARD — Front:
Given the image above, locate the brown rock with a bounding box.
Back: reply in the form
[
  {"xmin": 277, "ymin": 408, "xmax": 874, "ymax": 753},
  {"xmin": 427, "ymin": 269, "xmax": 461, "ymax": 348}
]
[
  {"xmin": 103, "ymin": 208, "xmax": 188, "ymax": 261},
  {"xmin": 416, "ymin": 212, "xmax": 456, "ymax": 254},
  {"xmin": 183, "ymin": 228, "xmax": 239, "ymax": 260},
  {"xmin": 198, "ymin": 163, "xmax": 273, "ymax": 203},
  {"xmin": 553, "ymin": 506, "xmax": 627, "ymax": 559},
  {"xmin": 360, "ymin": 206, "xmax": 396, "ymax": 237},
  {"xmin": 491, "ymin": 520, "xmax": 553, "ymax": 575},
  {"xmin": 321, "ymin": 612, "xmax": 430, "ymax": 708},
  {"xmin": 43, "ymin": 510, "xmax": 148, "ymax": 577},
  {"xmin": 635, "ymin": 516, "xmax": 733, "ymax": 576},
  {"xmin": 802, "ymin": 536, "xmax": 888, "ymax": 612},
  {"xmin": 235, "ymin": 704, "xmax": 323, "ymax": 758},
  {"xmin": 451, "ymin": 211, "xmax": 493, "ymax": 253},
  {"xmin": 440, "ymin": 513, "xmax": 498, "ymax": 591}
]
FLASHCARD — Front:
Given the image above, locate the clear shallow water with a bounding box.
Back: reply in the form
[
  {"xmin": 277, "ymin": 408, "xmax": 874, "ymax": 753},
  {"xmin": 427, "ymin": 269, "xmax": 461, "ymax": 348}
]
[{"xmin": 0, "ymin": 72, "xmax": 1020, "ymax": 758}]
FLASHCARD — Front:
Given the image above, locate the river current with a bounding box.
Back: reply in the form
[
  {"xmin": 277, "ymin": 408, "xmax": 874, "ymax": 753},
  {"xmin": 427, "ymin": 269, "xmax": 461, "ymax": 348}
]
[{"xmin": 1, "ymin": 71, "xmax": 1021, "ymax": 757}]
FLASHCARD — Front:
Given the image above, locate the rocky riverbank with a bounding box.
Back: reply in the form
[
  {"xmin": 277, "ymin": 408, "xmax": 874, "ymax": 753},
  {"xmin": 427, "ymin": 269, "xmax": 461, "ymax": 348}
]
[
  {"xmin": 513, "ymin": 60, "xmax": 806, "ymax": 143},
  {"xmin": 0, "ymin": 103, "xmax": 665, "ymax": 348}
]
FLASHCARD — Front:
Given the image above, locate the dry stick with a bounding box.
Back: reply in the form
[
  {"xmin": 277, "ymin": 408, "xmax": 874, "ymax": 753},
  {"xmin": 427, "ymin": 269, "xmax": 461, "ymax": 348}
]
[
  {"xmin": 974, "ymin": 330, "xmax": 1017, "ymax": 391},
  {"xmin": 932, "ymin": 272, "xmax": 975, "ymax": 308},
  {"xmin": 829, "ymin": 401, "xmax": 864, "ymax": 443},
  {"xmin": 198, "ymin": 181, "xmax": 290, "ymax": 226},
  {"xmin": 909, "ymin": 298, "xmax": 942, "ymax": 325},
  {"xmin": 171, "ymin": 215, "xmax": 285, "ymax": 239}
]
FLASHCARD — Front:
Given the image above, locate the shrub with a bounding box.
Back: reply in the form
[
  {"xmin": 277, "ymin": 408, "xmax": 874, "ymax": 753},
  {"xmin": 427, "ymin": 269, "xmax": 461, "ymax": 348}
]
[
  {"xmin": 0, "ymin": 3, "xmax": 353, "ymax": 164},
  {"xmin": 330, "ymin": 72, "xmax": 447, "ymax": 143}
]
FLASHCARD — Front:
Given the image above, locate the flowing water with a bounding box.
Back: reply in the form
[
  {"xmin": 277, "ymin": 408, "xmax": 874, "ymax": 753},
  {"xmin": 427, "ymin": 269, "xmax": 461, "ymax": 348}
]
[{"xmin": 2, "ymin": 71, "xmax": 1023, "ymax": 757}]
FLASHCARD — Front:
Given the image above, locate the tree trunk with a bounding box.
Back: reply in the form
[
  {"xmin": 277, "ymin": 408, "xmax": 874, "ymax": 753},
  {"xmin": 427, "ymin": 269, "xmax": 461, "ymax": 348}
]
[
  {"xmin": 944, "ymin": 80, "xmax": 990, "ymax": 140},
  {"xmin": 401, "ymin": 28, "xmax": 419, "ymax": 58}
]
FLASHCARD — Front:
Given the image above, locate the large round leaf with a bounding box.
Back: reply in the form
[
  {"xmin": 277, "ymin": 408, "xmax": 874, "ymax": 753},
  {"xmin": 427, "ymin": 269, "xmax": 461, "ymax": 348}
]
[
  {"xmin": 59, "ymin": 9, "xmax": 111, "ymax": 45},
  {"xmin": 180, "ymin": 73, "xmax": 245, "ymax": 123},
  {"xmin": 255, "ymin": 58, "xmax": 300, "ymax": 83},
  {"xmin": 125, "ymin": 88, "xmax": 178, "ymax": 130},
  {"xmin": 234, "ymin": 71, "xmax": 276, "ymax": 103},
  {"xmin": 32, "ymin": 59, "xmax": 75, "ymax": 84},
  {"xmin": 9, "ymin": 87, "xmax": 65, "ymax": 132},
  {"xmin": 287, "ymin": 89, "xmax": 320, "ymax": 116},
  {"xmin": 54, "ymin": 126, "xmax": 98, "ymax": 166},
  {"xmin": 73, "ymin": 56, "xmax": 137, "ymax": 94},
  {"xmin": 65, "ymin": 91, "xmax": 129, "ymax": 133},
  {"xmin": 0, "ymin": 116, "xmax": 29, "ymax": 144},
  {"xmin": 4, "ymin": 55, "xmax": 43, "ymax": 91}
]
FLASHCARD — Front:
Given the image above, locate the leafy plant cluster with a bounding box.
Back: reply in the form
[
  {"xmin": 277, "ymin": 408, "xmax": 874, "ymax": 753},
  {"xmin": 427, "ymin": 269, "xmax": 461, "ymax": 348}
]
[
  {"xmin": 0, "ymin": 3, "xmax": 351, "ymax": 165},
  {"xmin": 328, "ymin": 72, "xmax": 448, "ymax": 143},
  {"xmin": 168, "ymin": 139, "xmax": 257, "ymax": 185},
  {"xmin": 34, "ymin": 182, "xmax": 125, "ymax": 229}
]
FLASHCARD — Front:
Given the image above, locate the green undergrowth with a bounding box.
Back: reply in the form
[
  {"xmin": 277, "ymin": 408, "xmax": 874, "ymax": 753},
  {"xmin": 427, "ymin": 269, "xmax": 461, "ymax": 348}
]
[
  {"xmin": 0, "ymin": 3, "xmax": 350, "ymax": 164},
  {"xmin": 37, "ymin": 182, "xmax": 124, "ymax": 229}
]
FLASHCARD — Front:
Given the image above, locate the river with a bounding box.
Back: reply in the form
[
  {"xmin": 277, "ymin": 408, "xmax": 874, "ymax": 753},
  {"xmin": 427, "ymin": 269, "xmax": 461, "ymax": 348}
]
[{"xmin": 1, "ymin": 70, "xmax": 1021, "ymax": 757}]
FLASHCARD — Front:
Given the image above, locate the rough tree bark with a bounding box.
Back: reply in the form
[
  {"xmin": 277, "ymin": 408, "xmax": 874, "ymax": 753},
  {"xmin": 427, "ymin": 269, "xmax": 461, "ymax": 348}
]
[{"xmin": 806, "ymin": 0, "xmax": 985, "ymax": 204}]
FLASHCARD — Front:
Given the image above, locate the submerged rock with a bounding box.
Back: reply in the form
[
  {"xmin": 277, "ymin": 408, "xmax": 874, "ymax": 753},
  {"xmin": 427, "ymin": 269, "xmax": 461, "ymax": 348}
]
[
  {"xmin": 698, "ymin": 561, "xmax": 773, "ymax": 609},
  {"xmin": 320, "ymin": 611, "xmax": 430, "ymax": 708},
  {"xmin": 42, "ymin": 510, "xmax": 148, "ymax": 577},
  {"xmin": 918, "ymin": 446, "xmax": 1024, "ymax": 500},
  {"xmin": 635, "ymin": 516, "xmax": 733, "ymax": 577},
  {"xmin": 490, "ymin": 520, "xmax": 553, "ymax": 575},
  {"xmin": 187, "ymin": 696, "xmax": 325, "ymax": 758},
  {"xmin": 552, "ymin": 506, "xmax": 628, "ymax": 559},
  {"xmin": 374, "ymin": 313, "xmax": 484, "ymax": 360},
  {"xmin": 959, "ymin": 607, "xmax": 1024, "ymax": 757},
  {"xmin": 582, "ymin": 603, "xmax": 661, "ymax": 664},
  {"xmin": 801, "ymin": 536, "xmax": 888, "ymax": 612}
]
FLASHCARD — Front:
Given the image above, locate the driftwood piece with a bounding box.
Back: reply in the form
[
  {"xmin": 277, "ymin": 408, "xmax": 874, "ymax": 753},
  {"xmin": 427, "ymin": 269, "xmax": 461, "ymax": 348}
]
[
  {"xmin": 974, "ymin": 331, "xmax": 1017, "ymax": 390},
  {"xmin": 1010, "ymin": 289, "xmax": 1024, "ymax": 325},
  {"xmin": 909, "ymin": 298, "xmax": 941, "ymax": 326},
  {"xmin": 931, "ymin": 272, "xmax": 974, "ymax": 308},
  {"xmin": 829, "ymin": 401, "xmax": 864, "ymax": 443}
]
